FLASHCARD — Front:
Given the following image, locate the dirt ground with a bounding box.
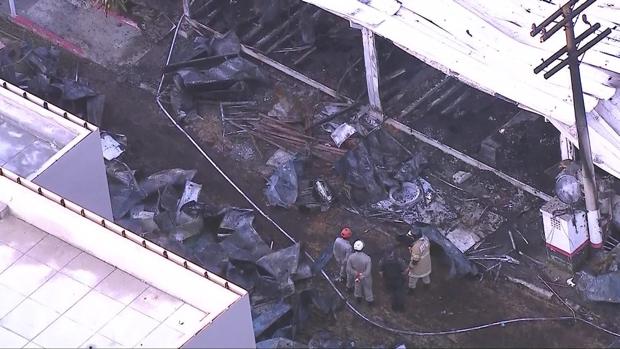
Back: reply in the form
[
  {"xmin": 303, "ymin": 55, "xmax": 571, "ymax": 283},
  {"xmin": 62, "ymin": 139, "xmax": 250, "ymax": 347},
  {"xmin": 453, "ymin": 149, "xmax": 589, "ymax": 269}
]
[{"xmin": 1, "ymin": 6, "xmax": 619, "ymax": 348}]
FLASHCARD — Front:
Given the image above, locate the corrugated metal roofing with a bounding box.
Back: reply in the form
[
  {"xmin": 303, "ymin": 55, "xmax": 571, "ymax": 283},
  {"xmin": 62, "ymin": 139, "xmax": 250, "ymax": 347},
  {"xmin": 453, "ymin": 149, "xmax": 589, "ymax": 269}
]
[{"xmin": 303, "ymin": 0, "xmax": 620, "ymax": 177}]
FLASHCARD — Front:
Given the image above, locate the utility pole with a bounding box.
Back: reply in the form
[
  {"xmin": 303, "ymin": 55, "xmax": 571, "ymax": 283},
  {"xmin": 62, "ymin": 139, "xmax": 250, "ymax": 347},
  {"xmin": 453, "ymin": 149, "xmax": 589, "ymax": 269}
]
[{"xmin": 531, "ymin": 0, "xmax": 611, "ymax": 249}]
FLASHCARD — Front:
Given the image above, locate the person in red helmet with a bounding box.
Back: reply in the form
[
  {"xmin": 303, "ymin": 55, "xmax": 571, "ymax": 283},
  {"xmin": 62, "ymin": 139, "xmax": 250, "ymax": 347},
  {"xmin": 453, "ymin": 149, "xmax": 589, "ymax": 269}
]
[{"xmin": 333, "ymin": 227, "xmax": 353, "ymax": 282}]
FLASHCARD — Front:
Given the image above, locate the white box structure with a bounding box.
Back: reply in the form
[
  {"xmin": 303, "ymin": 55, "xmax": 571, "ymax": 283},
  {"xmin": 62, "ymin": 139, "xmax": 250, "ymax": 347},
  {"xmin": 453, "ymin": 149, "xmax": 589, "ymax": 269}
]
[
  {"xmin": 540, "ymin": 197, "xmax": 589, "ymax": 268},
  {"xmin": 0, "ymin": 168, "xmax": 255, "ymax": 348},
  {"xmin": 0, "ymin": 79, "xmax": 112, "ymax": 220}
]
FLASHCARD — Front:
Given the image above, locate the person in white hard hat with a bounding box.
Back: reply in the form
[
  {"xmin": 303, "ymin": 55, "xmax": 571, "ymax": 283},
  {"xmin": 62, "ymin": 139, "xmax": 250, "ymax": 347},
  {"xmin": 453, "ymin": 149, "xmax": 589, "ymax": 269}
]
[{"xmin": 346, "ymin": 240, "xmax": 374, "ymax": 305}]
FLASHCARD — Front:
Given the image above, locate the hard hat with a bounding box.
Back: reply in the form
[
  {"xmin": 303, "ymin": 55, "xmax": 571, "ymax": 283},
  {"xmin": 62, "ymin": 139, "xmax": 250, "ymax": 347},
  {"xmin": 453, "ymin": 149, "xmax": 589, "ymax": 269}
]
[
  {"xmin": 340, "ymin": 227, "xmax": 352, "ymax": 239},
  {"xmin": 353, "ymin": 240, "xmax": 364, "ymax": 251}
]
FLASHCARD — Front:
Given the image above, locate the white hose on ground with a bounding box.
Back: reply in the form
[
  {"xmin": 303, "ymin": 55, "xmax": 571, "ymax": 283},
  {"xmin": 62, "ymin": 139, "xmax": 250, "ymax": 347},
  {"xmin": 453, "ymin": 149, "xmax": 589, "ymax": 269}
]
[{"xmin": 154, "ymin": 15, "xmax": 620, "ymax": 340}]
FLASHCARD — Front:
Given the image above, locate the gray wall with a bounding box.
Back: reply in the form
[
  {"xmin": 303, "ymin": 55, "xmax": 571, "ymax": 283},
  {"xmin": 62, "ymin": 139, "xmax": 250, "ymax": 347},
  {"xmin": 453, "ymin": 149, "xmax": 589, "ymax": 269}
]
[
  {"xmin": 33, "ymin": 130, "xmax": 113, "ymax": 220},
  {"xmin": 182, "ymin": 294, "xmax": 256, "ymax": 349}
]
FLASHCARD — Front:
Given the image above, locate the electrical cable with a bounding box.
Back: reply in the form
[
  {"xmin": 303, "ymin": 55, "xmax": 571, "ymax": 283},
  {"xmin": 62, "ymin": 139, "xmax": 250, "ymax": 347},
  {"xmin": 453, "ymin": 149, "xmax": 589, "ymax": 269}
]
[{"xmin": 154, "ymin": 14, "xmax": 620, "ymax": 340}]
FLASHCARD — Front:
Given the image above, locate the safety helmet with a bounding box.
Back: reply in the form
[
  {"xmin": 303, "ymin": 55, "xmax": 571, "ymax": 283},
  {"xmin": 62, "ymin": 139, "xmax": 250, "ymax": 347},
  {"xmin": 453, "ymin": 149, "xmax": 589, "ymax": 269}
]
[
  {"xmin": 353, "ymin": 240, "xmax": 364, "ymax": 251},
  {"xmin": 340, "ymin": 227, "xmax": 352, "ymax": 239}
]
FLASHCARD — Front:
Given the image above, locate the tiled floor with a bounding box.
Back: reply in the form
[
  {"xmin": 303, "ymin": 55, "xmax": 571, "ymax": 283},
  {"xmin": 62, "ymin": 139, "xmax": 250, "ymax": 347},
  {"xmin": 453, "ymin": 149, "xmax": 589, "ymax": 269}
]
[{"xmin": 0, "ymin": 215, "xmax": 208, "ymax": 348}]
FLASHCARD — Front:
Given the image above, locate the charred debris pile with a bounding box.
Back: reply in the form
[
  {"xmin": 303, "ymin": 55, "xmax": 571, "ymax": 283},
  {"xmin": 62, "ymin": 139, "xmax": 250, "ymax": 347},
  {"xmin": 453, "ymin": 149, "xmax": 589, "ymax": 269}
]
[
  {"xmin": 158, "ymin": 23, "xmax": 464, "ymax": 228},
  {"xmin": 0, "ymin": 42, "xmax": 105, "ymax": 126}
]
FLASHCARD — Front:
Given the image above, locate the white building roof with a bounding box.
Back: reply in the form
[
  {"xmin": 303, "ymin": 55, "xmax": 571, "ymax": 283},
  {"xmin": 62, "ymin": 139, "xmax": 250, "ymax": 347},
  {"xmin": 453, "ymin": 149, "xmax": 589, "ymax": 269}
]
[
  {"xmin": 303, "ymin": 0, "xmax": 620, "ymax": 178},
  {"xmin": 0, "ymin": 80, "xmax": 91, "ymax": 180},
  {"xmin": 0, "ymin": 167, "xmax": 248, "ymax": 348}
]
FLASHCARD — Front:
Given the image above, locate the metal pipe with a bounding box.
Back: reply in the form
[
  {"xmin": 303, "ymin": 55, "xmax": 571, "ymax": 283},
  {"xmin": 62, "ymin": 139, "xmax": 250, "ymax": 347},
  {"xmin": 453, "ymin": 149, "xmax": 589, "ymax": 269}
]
[
  {"xmin": 562, "ymin": 5, "xmax": 602, "ymax": 249},
  {"xmin": 8, "ymin": 0, "xmax": 16, "ymax": 17}
]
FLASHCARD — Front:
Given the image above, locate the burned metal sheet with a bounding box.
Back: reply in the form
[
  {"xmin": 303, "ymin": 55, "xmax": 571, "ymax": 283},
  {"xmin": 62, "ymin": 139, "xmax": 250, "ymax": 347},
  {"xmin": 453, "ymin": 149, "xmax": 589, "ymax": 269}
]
[
  {"xmin": 220, "ymin": 223, "xmax": 271, "ymax": 262},
  {"xmin": 265, "ymin": 159, "xmax": 300, "ymax": 208},
  {"xmin": 174, "ymin": 57, "xmax": 267, "ymax": 90},
  {"xmin": 220, "ymin": 207, "xmax": 255, "ymax": 231},
  {"xmin": 140, "ymin": 168, "xmax": 197, "ymax": 196},
  {"xmin": 257, "ymin": 243, "xmax": 301, "ymax": 289},
  {"xmin": 253, "ymin": 302, "xmax": 292, "ymax": 338},
  {"xmin": 193, "ymin": 243, "xmax": 229, "ymax": 275},
  {"xmin": 226, "ymin": 260, "xmax": 259, "ymax": 291}
]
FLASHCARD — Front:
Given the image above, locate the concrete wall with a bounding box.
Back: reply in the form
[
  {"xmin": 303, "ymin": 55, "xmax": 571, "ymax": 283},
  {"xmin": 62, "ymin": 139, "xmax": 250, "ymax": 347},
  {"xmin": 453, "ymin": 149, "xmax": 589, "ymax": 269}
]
[
  {"xmin": 33, "ymin": 129, "xmax": 113, "ymax": 220},
  {"xmin": 182, "ymin": 294, "xmax": 256, "ymax": 349}
]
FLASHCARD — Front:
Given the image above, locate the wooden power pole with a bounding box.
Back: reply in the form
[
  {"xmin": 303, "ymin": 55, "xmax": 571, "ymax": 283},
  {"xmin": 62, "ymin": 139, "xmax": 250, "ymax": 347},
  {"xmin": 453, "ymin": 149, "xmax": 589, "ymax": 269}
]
[{"xmin": 531, "ymin": 0, "xmax": 611, "ymax": 249}]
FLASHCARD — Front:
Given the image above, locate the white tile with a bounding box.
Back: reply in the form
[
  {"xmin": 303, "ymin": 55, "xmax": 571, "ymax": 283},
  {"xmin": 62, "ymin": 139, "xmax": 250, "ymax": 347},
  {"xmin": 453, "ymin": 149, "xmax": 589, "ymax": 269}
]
[
  {"xmin": 23, "ymin": 342, "xmax": 43, "ymax": 348},
  {"xmin": 0, "ymin": 243, "xmax": 23, "ymax": 273},
  {"xmin": 0, "ymin": 284, "xmax": 25, "ymax": 318},
  {"xmin": 64, "ymin": 290, "xmax": 124, "ymax": 331},
  {"xmin": 0, "ymin": 299, "xmax": 59, "ymax": 340},
  {"xmin": 61, "ymin": 253, "xmax": 114, "ymax": 288},
  {"xmin": 99, "ymin": 307, "xmax": 159, "ymax": 347},
  {"xmin": 30, "ymin": 273, "xmax": 90, "ymax": 313},
  {"xmin": 0, "ymin": 255, "xmax": 55, "ymax": 295},
  {"xmin": 0, "ymin": 216, "xmax": 45, "ymax": 253},
  {"xmin": 163, "ymin": 303, "xmax": 207, "ymax": 334},
  {"xmin": 27, "ymin": 235, "xmax": 80, "ymax": 270},
  {"xmin": 0, "ymin": 326, "xmax": 28, "ymax": 348},
  {"xmin": 135, "ymin": 324, "xmax": 185, "ymax": 348},
  {"xmin": 129, "ymin": 287, "xmax": 182, "ymax": 322},
  {"xmin": 80, "ymin": 334, "xmax": 122, "ymax": 348},
  {"xmin": 33, "ymin": 316, "xmax": 94, "ymax": 348},
  {"xmin": 95, "ymin": 269, "xmax": 147, "ymax": 305}
]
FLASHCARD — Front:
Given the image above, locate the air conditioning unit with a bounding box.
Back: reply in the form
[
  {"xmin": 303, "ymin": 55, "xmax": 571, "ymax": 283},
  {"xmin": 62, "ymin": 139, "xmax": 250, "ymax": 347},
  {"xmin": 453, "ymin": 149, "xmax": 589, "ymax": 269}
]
[{"xmin": 540, "ymin": 197, "xmax": 589, "ymax": 270}]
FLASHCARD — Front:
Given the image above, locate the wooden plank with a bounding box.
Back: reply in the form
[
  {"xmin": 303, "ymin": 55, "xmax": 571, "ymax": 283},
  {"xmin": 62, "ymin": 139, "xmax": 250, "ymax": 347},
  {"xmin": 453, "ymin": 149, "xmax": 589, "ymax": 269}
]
[
  {"xmin": 240, "ymin": 46, "xmax": 353, "ymax": 103},
  {"xmin": 384, "ymin": 118, "xmax": 554, "ymax": 202},
  {"xmin": 362, "ymin": 27, "xmax": 383, "ymax": 115}
]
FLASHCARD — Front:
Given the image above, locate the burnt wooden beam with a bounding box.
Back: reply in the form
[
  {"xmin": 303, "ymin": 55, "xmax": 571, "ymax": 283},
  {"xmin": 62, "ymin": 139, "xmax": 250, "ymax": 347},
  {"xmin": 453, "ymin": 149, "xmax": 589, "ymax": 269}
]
[{"xmin": 361, "ymin": 27, "xmax": 383, "ymax": 118}]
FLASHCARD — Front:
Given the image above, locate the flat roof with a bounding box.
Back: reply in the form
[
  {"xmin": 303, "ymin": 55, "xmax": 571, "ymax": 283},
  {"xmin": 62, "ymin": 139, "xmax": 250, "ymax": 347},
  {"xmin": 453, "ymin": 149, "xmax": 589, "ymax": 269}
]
[
  {"xmin": 0, "ymin": 214, "xmax": 208, "ymax": 348},
  {"xmin": 0, "ymin": 167, "xmax": 247, "ymax": 348},
  {"xmin": 0, "ymin": 78, "xmax": 90, "ymax": 180}
]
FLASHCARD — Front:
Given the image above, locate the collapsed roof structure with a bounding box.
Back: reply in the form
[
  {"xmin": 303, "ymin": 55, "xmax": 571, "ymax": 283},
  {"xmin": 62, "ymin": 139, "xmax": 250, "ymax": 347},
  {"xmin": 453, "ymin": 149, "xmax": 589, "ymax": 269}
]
[{"xmin": 301, "ymin": 0, "xmax": 620, "ymax": 178}]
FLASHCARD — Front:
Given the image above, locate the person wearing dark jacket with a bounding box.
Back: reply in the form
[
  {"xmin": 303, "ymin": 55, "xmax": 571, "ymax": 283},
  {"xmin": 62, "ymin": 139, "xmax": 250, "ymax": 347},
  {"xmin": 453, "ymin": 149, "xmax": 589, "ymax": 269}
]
[{"xmin": 379, "ymin": 249, "xmax": 407, "ymax": 312}]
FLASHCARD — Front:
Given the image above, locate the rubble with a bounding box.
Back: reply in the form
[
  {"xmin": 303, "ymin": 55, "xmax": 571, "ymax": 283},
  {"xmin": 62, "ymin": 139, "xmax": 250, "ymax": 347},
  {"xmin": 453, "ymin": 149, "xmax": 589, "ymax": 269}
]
[
  {"xmin": 265, "ymin": 159, "xmax": 301, "ymax": 208},
  {"xmin": 104, "ymin": 143, "xmax": 340, "ymax": 342},
  {"xmin": 0, "ymin": 43, "xmax": 106, "ymax": 126},
  {"xmin": 452, "ymin": 171, "xmax": 472, "ymax": 185},
  {"xmin": 100, "ymin": 131, "xmax": 127, "ymax": 161},
  {"xmin": 330, "ymin": 123, "xmax": 356, "ymax": 147}
]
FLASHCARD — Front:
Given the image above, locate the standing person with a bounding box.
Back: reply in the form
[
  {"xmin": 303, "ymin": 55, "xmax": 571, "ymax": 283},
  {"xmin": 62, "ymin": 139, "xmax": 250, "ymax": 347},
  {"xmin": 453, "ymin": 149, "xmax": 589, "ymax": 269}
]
[
  {"xmin": 406, "ymin": 232, "xmax": 432, "ymax": 294},
  {"xmin": 346, "ymin": 240, "xmax": 374, "ymax": 305},
  {"xmin": 333, "ymin": 228, "xmax": 353, "ymax": 282},
  {"xmin": 379, "ymin": 248, "xmax": 407, "ymax": 312}
]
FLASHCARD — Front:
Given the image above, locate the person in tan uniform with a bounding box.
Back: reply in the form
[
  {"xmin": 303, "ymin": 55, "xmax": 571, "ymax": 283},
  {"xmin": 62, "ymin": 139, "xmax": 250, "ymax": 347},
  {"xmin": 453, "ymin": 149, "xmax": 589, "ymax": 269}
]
[
  {"xmin": 346, "ymin": 240, "xmax": 374, "ymax": 305},
  {"xmin": 406, "ymin": 232, "xmax": 431, "ymax": 293}
]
